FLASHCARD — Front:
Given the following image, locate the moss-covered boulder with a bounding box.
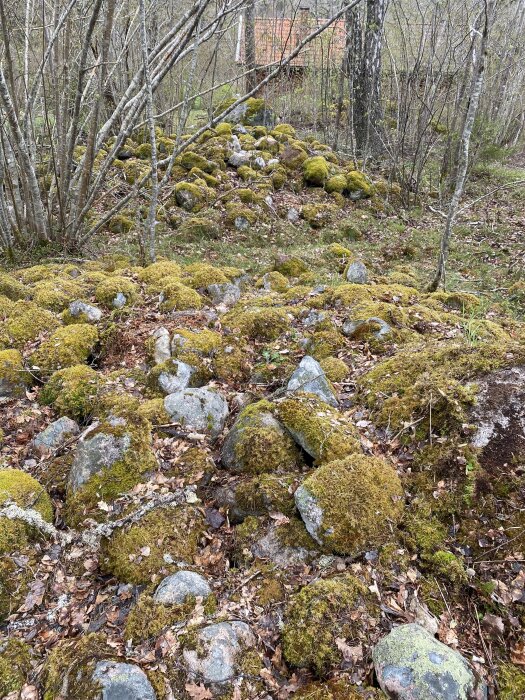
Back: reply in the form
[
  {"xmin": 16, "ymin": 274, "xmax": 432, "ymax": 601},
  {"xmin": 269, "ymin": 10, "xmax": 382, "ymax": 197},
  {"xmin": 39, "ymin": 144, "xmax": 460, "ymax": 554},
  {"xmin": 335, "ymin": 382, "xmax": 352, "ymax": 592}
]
[
  {"xmin": 0, "ymin": 272, "xmax": 30, "ymax": 301},
  {"xmin": 32, "ymin": 278, "xmax": 85, "ymax": 311},
  {"xmin": 0, "ymin": 300, "xmax": 59, "ymax": 349},
  {"xmin": 221, "ymin": 401, "xmax": 303, "ymax": 474},
  {"xmin": 303, "ymin": 156, "xmax": 330, "ymax": 186},
  {"xmin": 65, "ymin": 413, "xmax": 156, "ymax": 524},
  {"xmin": 174, "ymin": 181, "xmax": 208, "ymax": 212},
  {"xmin": 159, "ymin": 278, "xmax": 203, "ymax": 311},
  {"xmin": 40, "ymin": 364, "xmax": 100, "ymax": 420},
  {"xmin": 273, "ymin": 254, "xmax": 309, "ymax": 278},
  {"xmin": 295, "ymin": 454, "xmax": 404, "ymax": 554},
  {"xmin": 95, "ymin": 276, "xmax": 138, "ymax": 308},
  {"xmin": 222, "ymin": 306, "xmax": 289, "ymax": 341},
  {"xmin": 108, "ymin": 214, "xmax": 134, "ymax": 233},
  {"xmin": 275, "ymin": 393, "xmax": 361, "ymax": 463},
  {"xmin": 30, "ymin": 324, "xmax": 98, "ymax": 374},
  {"xmin": 180, "ymin": 150, "xmax": 215, "ymax": 173},
  {"xmin": 282, "ymin": 574, "xmax": 377, "ymax": 674},
  {"xmin": 138, "ymin": 260, "xmax": 182, "ymax": 285},
  {"xmin": 0, "ymin": 468, "xmax": 53, "ymax": 525},
  {"xmin": 0, "ymin": 349, "xmax": 29, "ymax": 398},
  {"xmin": 0, "ymin": 638, "xmax": 31, "ymax": 697},
  {"xmin": 101, "ymin": 504, "xmax": 205, "ymax": 584},
  {"xmin": 346, "ymin": 170, "xmax": 374, "ymax": 198}
]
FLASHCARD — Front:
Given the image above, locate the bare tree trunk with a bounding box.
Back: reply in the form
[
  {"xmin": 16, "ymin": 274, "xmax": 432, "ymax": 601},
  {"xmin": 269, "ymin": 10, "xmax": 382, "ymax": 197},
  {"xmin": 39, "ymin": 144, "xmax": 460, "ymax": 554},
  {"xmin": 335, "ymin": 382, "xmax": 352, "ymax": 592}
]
[
  {"xmin": 245, "ymin": 0, "xmax": 257, "ymax": 92},
  {"xmin": 428, "ymin": 0, "xmax": 493, "ymax": 292}
]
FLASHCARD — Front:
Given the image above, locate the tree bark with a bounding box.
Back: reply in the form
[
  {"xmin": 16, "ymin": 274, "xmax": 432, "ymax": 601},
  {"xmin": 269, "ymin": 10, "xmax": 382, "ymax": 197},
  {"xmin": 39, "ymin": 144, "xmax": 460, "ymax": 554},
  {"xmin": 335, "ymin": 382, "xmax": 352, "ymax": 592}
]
[{"xmin": 244, "ymin": 0, "xmax": 258, "ymax": 92}]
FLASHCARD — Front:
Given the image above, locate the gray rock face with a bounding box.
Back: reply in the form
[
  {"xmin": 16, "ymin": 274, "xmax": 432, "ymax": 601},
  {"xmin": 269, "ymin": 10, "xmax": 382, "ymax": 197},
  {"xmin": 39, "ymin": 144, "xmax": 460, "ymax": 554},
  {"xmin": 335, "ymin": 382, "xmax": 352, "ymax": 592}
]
[
  {"xmin": 470, "ymin": 366, "xmax": 525, "ymax": 470},
  {"xmin": 228, "ymin": 150, "xmax": 251, "ymax": 168},
  {"xmin": 287, "ymin": 207, "xmax": 300, "ymax": 223},
  {"xmin": 112, "ymin": 292, "xmax": 127, "ymax": 309},
  {"xmin": 221, "ymin": 410, "xmax": 291, "ymax": 473},
  {"xmin": 225, "ymin": 102, "xmax": 275, "ymax": 127},
  {"xmin": 153, "ymin": 570, "xmax": 212, "ymax": 604},
  {"xmin": 287, "ymin": 356, "xmax": 338, "ymax": 407},
  {"xmin": 206, "ymin": 283, "xmax": 241, "ymax": 307},
  {"xmin": 294, "ymin": 484, "xmax": 324, "ymax": 545},
  {"xmin": 68, "ymin": 420, "xmax": 131, "ymax": 492},
  {"xmin": 252, "ymin": 523, "xmax": 317, "ymax": 567},
  {"xmin": 183, "ymin": 621, "xmax": 256, "ymax": 684},
  {"xmin": 302, "ymin": 309, "xmax": 327, "ymax": 328},
  {"xmin": 373, "ymin": 624, "xmax": 486, "ymax": 700},
  {"xmin": 92, "ymin": 661, "xmax": 156, "ymax": 700},
  {"xmin": 346, "ymin": 260, "xmax": 368, "ymax": 284},
  {"xmin": 152, "ymin": 327, "xmax": 171, "ymax": 364},
  {"xmin": 342, "ymin": 316, "xmax": 392, "ymax": 340},
  {"xmin": 164, "ymin": 387, "xmax": 229, "ymax": 438},
  {"xmin": 157, "ymin": 360, "xmax": 195, "ymax": 394},
  {"xmin": 32, "ymin": 416, "xmax": 79, "ymax": 456},
  {"xmin": 69, "ymin": 300, "xmax": 102, "ymax": 322}
]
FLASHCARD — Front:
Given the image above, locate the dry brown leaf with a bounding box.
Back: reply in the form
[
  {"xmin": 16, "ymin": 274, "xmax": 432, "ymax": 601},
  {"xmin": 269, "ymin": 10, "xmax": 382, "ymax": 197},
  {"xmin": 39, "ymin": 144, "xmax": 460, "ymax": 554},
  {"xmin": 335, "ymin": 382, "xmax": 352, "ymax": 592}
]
[{"xmin": 184, "ymin": 683, "xmax": 213, "ymax": 699}]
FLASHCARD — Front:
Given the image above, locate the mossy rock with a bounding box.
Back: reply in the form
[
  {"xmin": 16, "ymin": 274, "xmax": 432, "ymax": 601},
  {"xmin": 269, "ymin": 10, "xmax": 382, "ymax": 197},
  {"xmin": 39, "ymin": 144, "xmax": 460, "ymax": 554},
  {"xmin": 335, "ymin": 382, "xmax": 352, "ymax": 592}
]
[
  {"xmin": 64, "ymin": 413, "xmax": 156, "ymax": 525},
  {"xmin": 0, "ymin": 638, "xmax": 31, "ymax": 697},
  {"xmin": 280, "ymin": 145, "xmax": 308, "ymax": 169},
  {"xmin": 0, "ymin": 349, "xmax": 30, "ymax": 398},
  {"xmin": 224, "ymin": 203, "xmax": 258, "ymax": 229},
  {"xmin": 257, "ymin": 270, "xmax": 288, "ymax": 292},
  {"xmin": 234, "ymin": 472, "xmax": 298, "ymax": 517},
  {"xmin": 273, "ymin": 255, "xmax": 309, "ymax": 278},
  {"xmin": 138, "ymin": 260, "xmax": 182, "ymax": 284},
  {"xmin": 213, "ymin": 344, "xmax": 250, "ymax": 383},
  {"xmin": 222, "ymin": 306, "xmax": 289, "ymax": 341},
  {"xmin": 180, "ymin": 150, "xmax": 215, "ymax": 173},
  {"xmin": 40, "ymin": 364, "xmax": 100, "ymax": 420},
  {"xmin": 272, "ymin": 123, "xmax": 296, "ymax": 138},
  {"xmin": 0, "ymin": 468, "xmax": 53, "ymax": 526},
  {"xmin": 303, "ymin": 156, "xmax": 330, "ymax": 186},
  {"xmin": 293, "ymin": 679, "xmax": 386, "ymax": 699},
  {"xmin": 295, "ymin": 454, "xmax": 404, "ymax": 555},
  {"xmin": 319, "ymin": 356, "xmax": 348, "ymax": 382},
  {"xmin": 498, "ymin": 663, "xmax": 525, "ymax": 699},
  {"xmin": 32, "ymin": 278, "xmax": 86, "ymax": 311},
  {"xmin": 159, "ymin": 278, "xmax": 203, "ymax": 311},
  {"xmin": 306, "ymin": 328, "xmax": 345, "ymax": 360},
  {"xmin": 0, "ymin": 301, "xmax": 60, "ymax": 348},
  {"xmin": 101, "ymin": 505, "xmax": 205, "ymax": 584},
  {"xmin": 358, "ymin": 338, "xmax": 525, "ymax": 434},
  {"xmin": 275, "ymin": 392, "xmax": 361, "ymax": 464},
  {"xmin": 325, "ymin": 173, "xmax": 348, "ymax": 194},
  {"xmin": 174, "ymin": 181, "xmax": 209, "ymax": 212},
  {"xmin": 30, "ymin": 324, "xmax": 98, "ymax": 375},
  {"xmin": 108, "ymin": 214, "xmax": 134, "ymax": 233},
  {"xmin": 0, "ymin": 272, "xmax": 30, "ymax": 301},
  {"xmin": 346, "ymin": 170, "xmax": 374, "ymax": 197},
  {"xmin": 301, "ymin": 203, "xmax": 336, "ymax": 229},
  {"xmin": 94, "ymin": 276, "xmax": 138, "ymax": 307},
  {"xmin": 177, "ymin": 216, "xmax": 221, "ymax": 241},
  {"xmin": 171, "ymin": 327, "xmax": 223, "ymax": 357},
  {"xmin": 183, "ymin": 262, "xmax": 230, "ymax": 288},
  {"xmin": 282, "ymin": 574, "xmax": 377, "ymax": 674}
]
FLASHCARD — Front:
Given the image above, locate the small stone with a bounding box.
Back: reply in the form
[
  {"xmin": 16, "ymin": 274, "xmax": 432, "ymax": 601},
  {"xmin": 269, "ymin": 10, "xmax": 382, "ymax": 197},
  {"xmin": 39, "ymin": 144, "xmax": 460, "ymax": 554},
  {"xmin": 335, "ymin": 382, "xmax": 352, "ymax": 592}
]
[
  {"xmin": 69, "ymin": 300, "xmax": 102, "ymax": 322},
  {"xmin": 152, "ymin": 327, "xmax": 171, "ymax": 364},
  {"xmin": 183, "ymin": 621, "xmax": 256, "ymax": 684},
  {"xmin": 346, "ymin": 260, "xmax": 368, "ymax": 284},
  {"xmin": 153, "ymin": 570, "xmax": 212, "ymax": 604},
  {"xmin": 112, "ymin": 292, "xmax": 127, "ymax": 308},
  {"xmin": 206, "ymin": 283, "xmax": 241, "ymax": 307},
  {"xmin": 157, "ymin": 360, "xmax": 194, "ymax": 394},
  {"xmin": 287, "ymin": 207, "xmax": 300, "ymax": 223},
  {"xmin": 164, "ymin": 387, "xmax": 229, "ymax": 438},
  {"xmin": 302, "ymin": 309, "xmax": 327, "ymax": 328},
  {"xmin": 287, "ymin": 355, "xmax": 338, "ymax": 407},
  {"xmin": 253, "ymin": 156, "xmax": 266, "ymax": 169},
  {"xmin": 92, "ymin": 660, "xmax": 156, "ymax": 700},
  {"xmin": 373, "ymin": 623, "xmax": 486, "ymax": 700},
  {"xmin": 31, "ymin": 416, "xmax": 79, "ymax": 456},
  {"xmin": 342, "ymin": 316, "xmax": 392, "ymax": 340}
]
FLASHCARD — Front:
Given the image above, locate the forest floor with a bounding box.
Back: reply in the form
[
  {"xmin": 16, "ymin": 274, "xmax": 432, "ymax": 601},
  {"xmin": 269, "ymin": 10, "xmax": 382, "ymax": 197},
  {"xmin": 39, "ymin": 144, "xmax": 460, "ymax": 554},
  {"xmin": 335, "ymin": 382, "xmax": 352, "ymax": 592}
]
[{"xmin": 0, "ymin": 127, "xmax": 524, "ymax": 700}]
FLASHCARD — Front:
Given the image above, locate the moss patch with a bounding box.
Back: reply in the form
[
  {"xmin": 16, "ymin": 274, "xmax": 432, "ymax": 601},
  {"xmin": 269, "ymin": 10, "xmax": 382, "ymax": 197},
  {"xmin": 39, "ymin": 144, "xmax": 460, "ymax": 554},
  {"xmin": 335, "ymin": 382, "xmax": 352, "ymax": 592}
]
[
  {"xmin": 0, "ymin": 638, "xmax": 31, "ymax": 697},
  {"xmin": 40, "ymin": 364, "xmax": 100, "ymax": 420},
  {"xmin": 31, "ymin": 324, "xmax": 98, "ymax": 374}
]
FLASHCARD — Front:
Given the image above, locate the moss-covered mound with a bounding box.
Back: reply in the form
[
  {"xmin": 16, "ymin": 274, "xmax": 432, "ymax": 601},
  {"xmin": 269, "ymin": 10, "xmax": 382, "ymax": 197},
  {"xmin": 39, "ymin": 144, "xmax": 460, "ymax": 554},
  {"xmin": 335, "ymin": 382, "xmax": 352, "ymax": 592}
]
[
  {"xmin": 275, "ymin": 392, "xmax": 361, "ymax": 464},
  {"xmin": 0, "ymin": 639, "xmax": 31, "ymax": 697},
  {"xmin": 0, "ymin": 349, "xmax": 29, "ymax": 397},
  {"xmin": 101, "ymin": 505, "xmax": 205, "ymax": 584},
  {"xmin": 282, "ymin": 574, "xmax": 377, "ymax": 674},
  {"xmin": 295, "ymin": 455, "xmax": 404, "ymax": 555},
  {"xmin": 30, "ymin": 324, "xmax": 99, "ymax": 374},
  {"xmin": 40, "ymin": 364, "xmax": 101, "ymax": 420},
  {"xmin": 0, "ymin": 300, "xmax": 59, "ymax": 348}
]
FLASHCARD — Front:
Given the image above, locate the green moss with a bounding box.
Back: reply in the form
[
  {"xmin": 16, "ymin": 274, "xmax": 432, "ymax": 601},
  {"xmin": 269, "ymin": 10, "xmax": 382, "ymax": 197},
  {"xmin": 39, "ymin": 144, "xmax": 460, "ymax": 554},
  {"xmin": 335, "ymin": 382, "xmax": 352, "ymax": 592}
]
[
  {"xmin": 40, "ymin": 364, "xmax": 100, "ymax": 420},
  {"xmin": 319, "ymin": 356, "xmax": 348, "ymax": 382},
  {"xmin": 274, "ymin": 255, "xmax": 309, "ymax": 278},
  {"xmin": 272, "ymin": 123, "xmax": 296, "ymax": 137},
  {"xmin": 43, "ymin": 633, "xmax": 112, "ymax": 700},
  {"xmin": 307, "ymin": 328, "xmax": 345, "ymax": 359},
  {"xmin": 346, "ymin": 170, "xmax": 373, "ymax": 196},
  {"xmin": 101, "ymin": 505, "xmax": 205, "ymax": 584},
  {"xmin": 225, "ymin": 203, "xmax": 257, "ymax": 228},
  {"xmin": 174, "ymin": 181, "xmax": 208, "ymax": 212},
  {"xmin": 0, "ymin": 301, "xmax": 59, "ymax": 348},
  {"xmin": 222, "ymin": 306, "xmax": 289, "ymax": 341},
  {"xmin": 177, "ymin": 217, "xmax": 221, "ymax": 241},
  {"xmin": 0, "ymin": 468, "xmax": 53, "ymax": 523},
  {"xmin": 282, "ymin": 574, "xmax": 376, "ymax": 674},
  {"xmin": 325, "ymin": 173, "xmax": 348, "ymax": 194},
  {"xmin": 303, "ymin": 156, "xmax": 330, "ymax": 186},
  {"xmin": 215, "ymin": 122, "xmax": 232, "ymax": 136},
  {"xmin": 271, "ymin": 168, "xmax": 287, "ymax": 189},
  {"xmin": 159, "ymin": 278, "xmax": 203, "ymax": 311},
  {"xmin": 235, "ymin": 473, "xmax": 297, "ymax": 516},
  {"xmin": 0, "ymin": 639, "xmax": 31, "ymax": 697},
  {"xmin": 281, "ymin": 145, "xmax": 308, "ymax": 169},
  {"xmin": 183, "ymin": 262, "xmax": 229, "ymax": 288},
  {"xmin": 180, "ymin": 150, "xmax": 214, "ymax": 173},
  {"xmin": 301, "ymin": 203, "xmax": 336, "ymax": 229},
  {"xmin": 275, "ymin": 393, "xmax": 361, "ymax": 464},
  {"xmin": 31, "ymin": 324, "xmax": 98, "ymax": 375},
  {"xmin": 108, "ymin": 214, "xmax": 134, "ymax": 233},
  {"xmin": 213, "ymin": 344, "xmax": 250, "ymax": 383},
  {"xmin": 0, "ymin": 349, "xmax": 29, "ymax": 397},
  {"xmin": 237, "ymin": 165, "xmax": 257, "ymax": 181},
  {"xmin": 428, "ymin": 550, "xmax": 467, "ymax": 584},
  {"xmin": 293, "ymin": 679, "xmax": 385, "ymax": 699},
  {"xmin": 171, "ymin": 327, "xmax": 222, "ymax": 356},
  {"xmin": 64, "ymin": 413, "xmax": 156, "ymax": 525},
  {"xmin": 257, "ymin": 271, "xmax": 288, "ymax": 292},
  {"xmin": 94, "ymin": 276, "xmax": 138, "ymax": 307},
  {"xmin": 32, "ymin": 278, "xmax": 85, "ymax": 311},
  {"xmin": 138, "ymin": 398, "xmax": 171, "ymax": 425},
  {"xmin": 498, "ymin": 663, "xmax": 525, "ymax": 699},
  {"xmin": 138, "ymin": 260, "xmax": 182, "ymax": 284},
  {"xmin": 298, "ymin": 455, "xmax": 403, "ymax": 554},
  {"xmin": 0, "ymin": 273, "xmax": 29, "ymax": 301},
  {"xmin": 358, "ymin": 338, "xmax": 525, "ymax": 434}
]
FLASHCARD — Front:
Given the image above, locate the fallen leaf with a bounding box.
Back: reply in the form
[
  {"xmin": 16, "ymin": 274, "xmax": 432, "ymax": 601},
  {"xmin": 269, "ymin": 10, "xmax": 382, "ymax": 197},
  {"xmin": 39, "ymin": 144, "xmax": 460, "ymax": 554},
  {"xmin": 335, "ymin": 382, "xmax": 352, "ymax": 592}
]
[{"xmin": 184, "ymin": 683, "xmax": 213, "ymax": 699}]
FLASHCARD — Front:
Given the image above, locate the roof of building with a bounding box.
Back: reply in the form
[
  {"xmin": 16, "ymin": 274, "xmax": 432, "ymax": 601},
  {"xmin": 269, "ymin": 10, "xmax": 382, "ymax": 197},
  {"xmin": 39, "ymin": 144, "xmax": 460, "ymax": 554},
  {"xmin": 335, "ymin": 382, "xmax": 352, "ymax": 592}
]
[{"xmin": 236, "ymin": 13, "xmax": 346, "ymax": 68}]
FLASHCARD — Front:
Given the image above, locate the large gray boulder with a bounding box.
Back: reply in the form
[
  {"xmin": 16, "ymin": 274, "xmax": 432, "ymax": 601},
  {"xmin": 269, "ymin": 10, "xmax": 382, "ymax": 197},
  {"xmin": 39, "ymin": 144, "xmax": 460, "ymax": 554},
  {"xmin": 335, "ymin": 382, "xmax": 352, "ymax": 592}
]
[
  {"xmin": 92, "ymin": 661, "xmax": 156, "ymax": 700},
  {"xmin": 346, "ymin": 260, "xmax": 368, "ymax": 284},
  {"xmin": 287, "ymin": 355, "xmax": 338, "ymax": 407},
  {"xmin": 157, "ymin": 360, "xmax": 195, "ymax": 395},
  {"xmin": 183, "ymin": 621, "xmax": 256, "ymax": 684},
  {"xmin": 373, "ymin": 624, "xmax": 486, "ymax": 700},
  {"xmin": 164, "ymin": 387, "xmax": 228, "ymax": 438},
  {"xmin": 470, "ymin": 366, "xmax": 525, "ymax": 470},
  {"xmin": 153, "ymin": 570, "xmax": 211, "ymax": 605},
  {"xmin": 206, "ymin": 282, "xmax": 241, "ymax": 307},
  {"xmin": 31, "ymin": 416, "xmax": 79, "ymax": 456},
  {"xmin": 68, "ymin": 418, "xmax": 131, "ymax": 492}
]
